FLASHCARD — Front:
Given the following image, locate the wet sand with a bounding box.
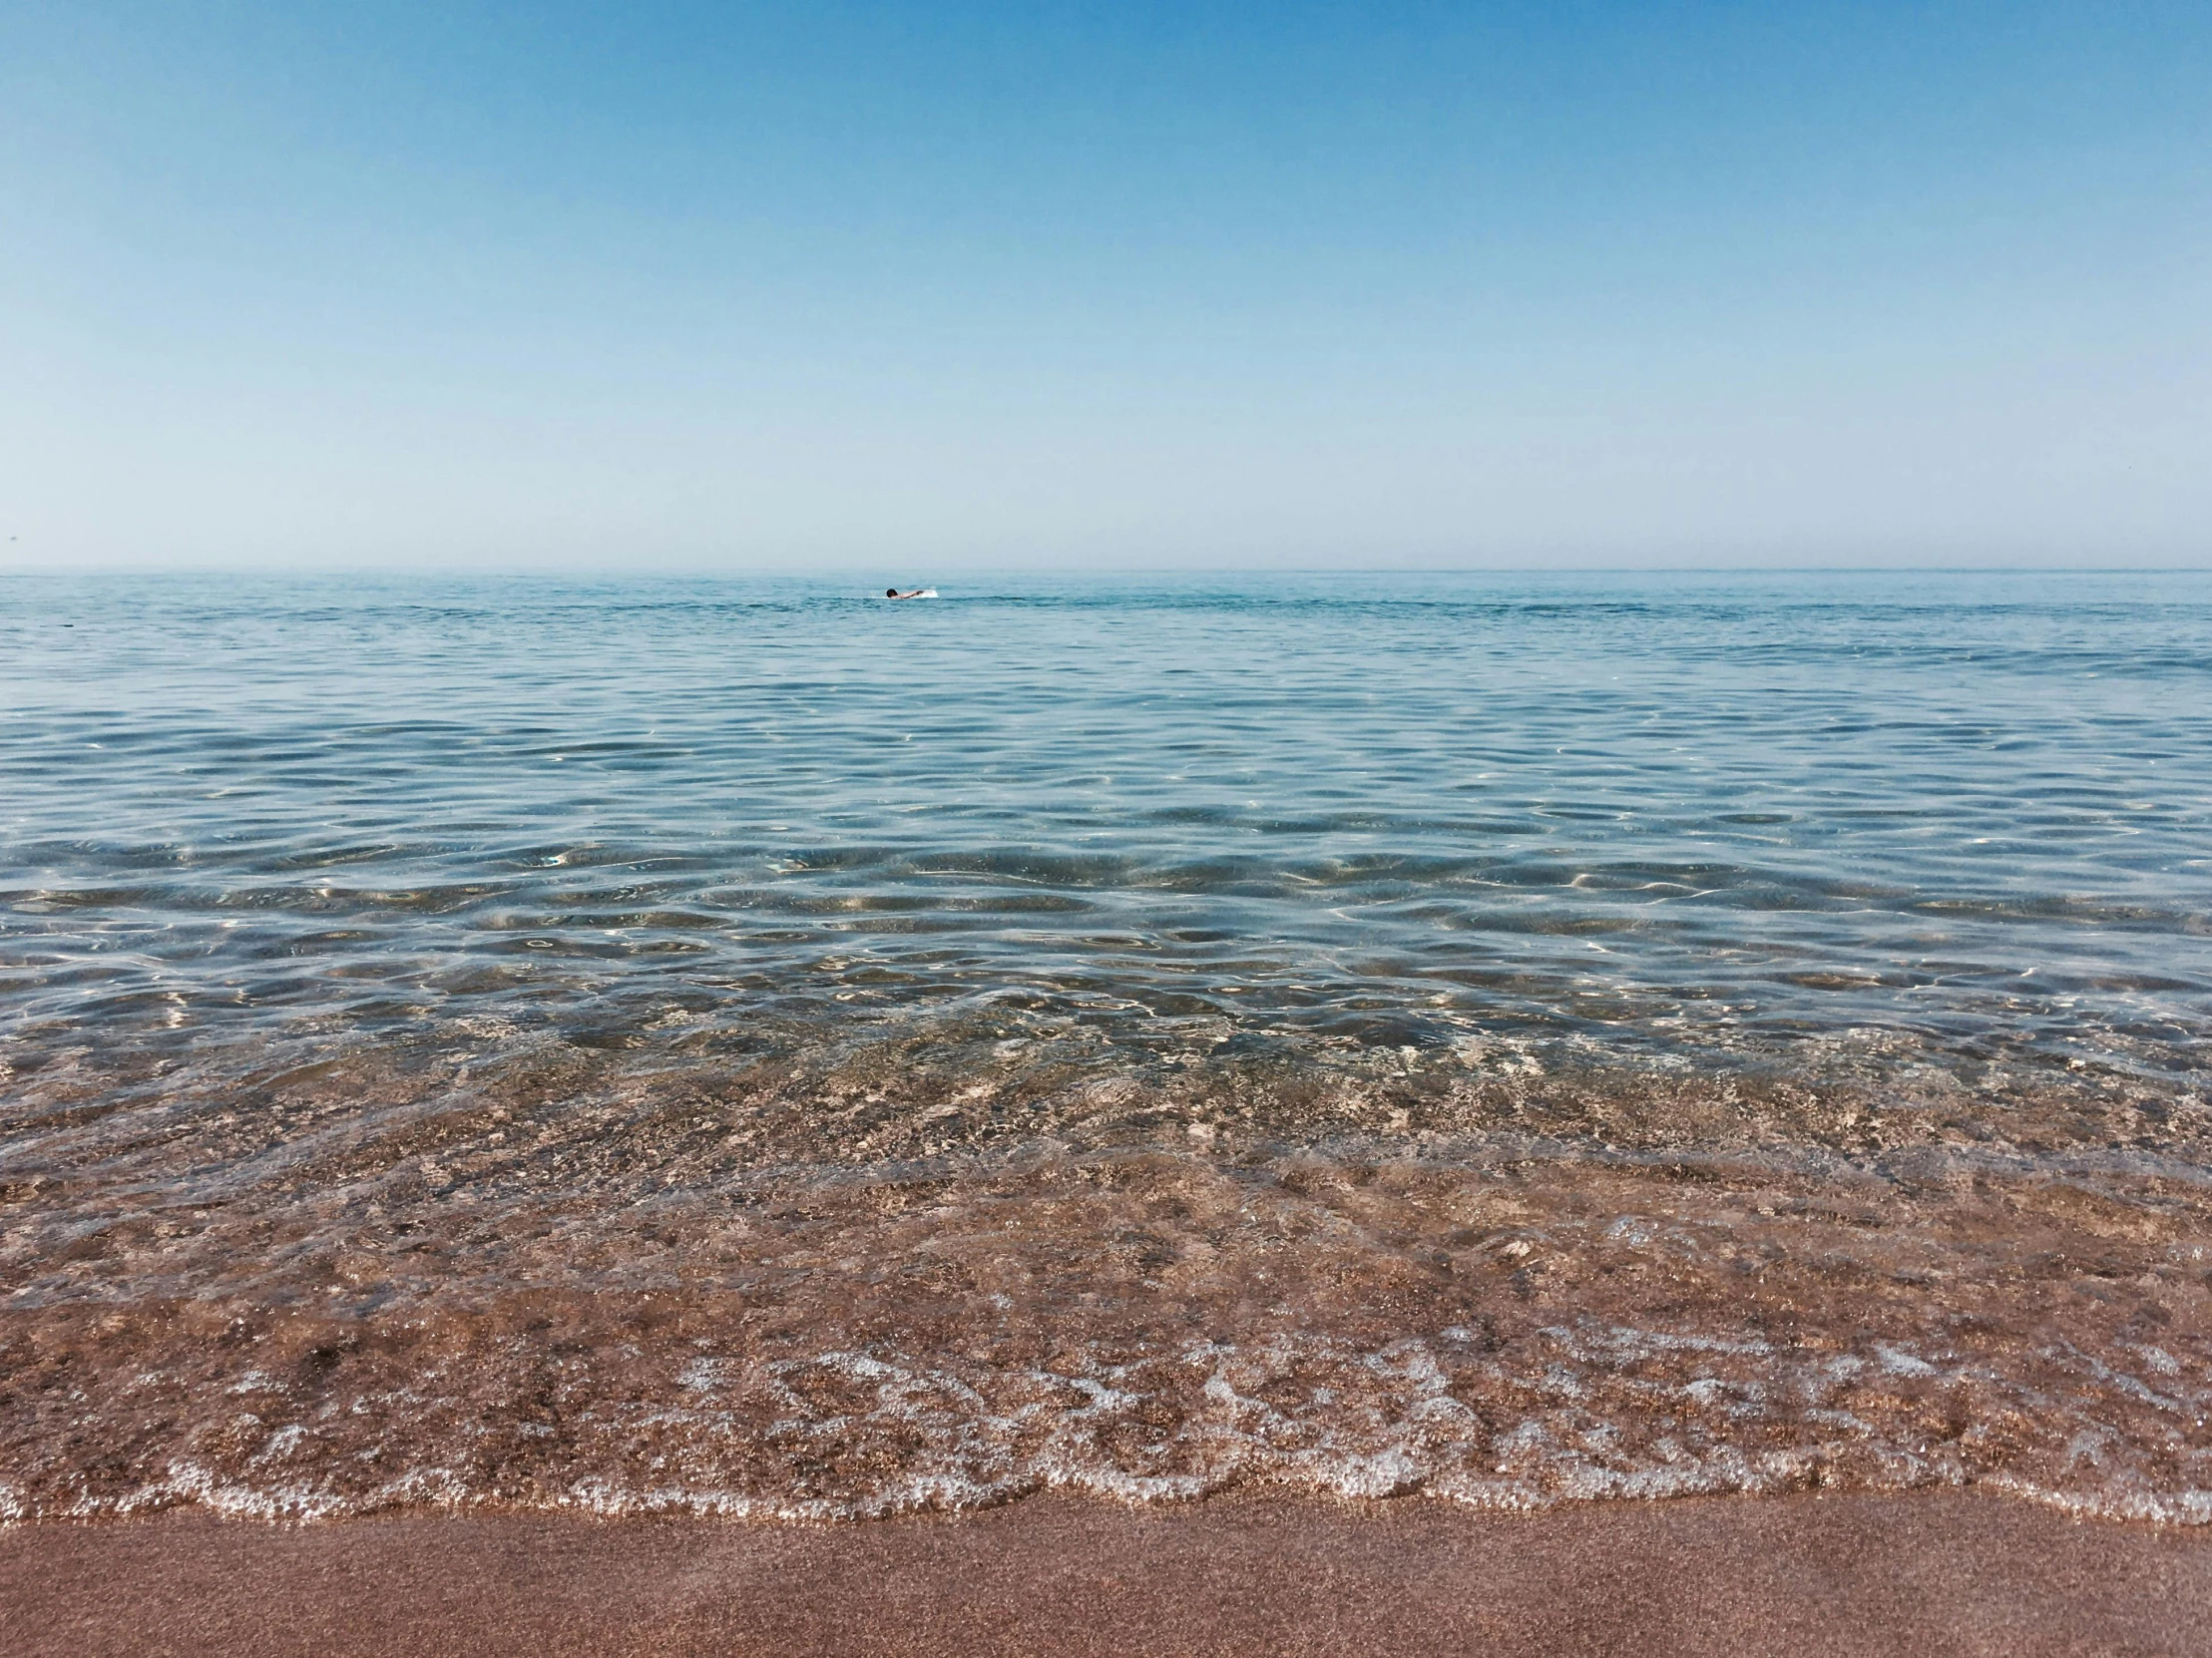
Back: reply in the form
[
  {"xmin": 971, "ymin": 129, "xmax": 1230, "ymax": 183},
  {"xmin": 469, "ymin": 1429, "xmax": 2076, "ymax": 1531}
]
[{"xmin": 5, "ymin": 1492, "xmax": 2210, "ymax": 1657}]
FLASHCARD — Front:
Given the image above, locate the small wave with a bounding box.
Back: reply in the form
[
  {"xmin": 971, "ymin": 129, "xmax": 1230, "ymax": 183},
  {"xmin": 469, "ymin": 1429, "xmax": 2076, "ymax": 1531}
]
[{"xmin": 13, "ymin": 1322, "xmax": 2208, "ymax": 1527}]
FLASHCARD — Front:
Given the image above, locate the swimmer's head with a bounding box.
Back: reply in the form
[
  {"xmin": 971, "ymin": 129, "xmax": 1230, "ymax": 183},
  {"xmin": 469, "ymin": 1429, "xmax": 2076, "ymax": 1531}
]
[{"xmin": 886, "ymin": 588, "xmax": 898, "ymax": 598}]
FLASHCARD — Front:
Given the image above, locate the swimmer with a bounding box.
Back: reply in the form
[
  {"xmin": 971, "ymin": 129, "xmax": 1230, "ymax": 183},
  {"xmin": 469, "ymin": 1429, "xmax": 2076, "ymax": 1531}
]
[{"xmin": 885, "ymin": 588, "xmax": 928, "ymax": 600}]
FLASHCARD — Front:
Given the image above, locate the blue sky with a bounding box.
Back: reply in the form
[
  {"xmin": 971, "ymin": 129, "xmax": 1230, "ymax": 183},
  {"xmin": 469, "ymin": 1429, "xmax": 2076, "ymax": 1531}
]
[{"xmin": 2, "ymin": 2, "xmax": 2206, "ymax": 571}]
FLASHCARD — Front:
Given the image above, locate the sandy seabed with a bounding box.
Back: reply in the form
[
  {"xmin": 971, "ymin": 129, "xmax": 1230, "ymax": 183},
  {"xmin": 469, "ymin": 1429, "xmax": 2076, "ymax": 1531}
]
[{"xmin": 4, "ymin": 1490, "xmax": 2211, "ymax": 1657}]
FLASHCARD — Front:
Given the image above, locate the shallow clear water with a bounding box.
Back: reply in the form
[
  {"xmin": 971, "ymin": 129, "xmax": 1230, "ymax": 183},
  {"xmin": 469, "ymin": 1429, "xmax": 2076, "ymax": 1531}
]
[
  {"xmin": 7, "ymin": 569, "xmax": 2210, "ymax": 1077},
  {"xmin": 4, "ymin": 570, "xmax": 2210, "ymax": 1524}
]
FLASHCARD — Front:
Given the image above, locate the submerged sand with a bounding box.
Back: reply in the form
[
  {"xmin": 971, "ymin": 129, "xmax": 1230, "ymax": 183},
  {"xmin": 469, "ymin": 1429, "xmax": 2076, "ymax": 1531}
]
[{"xmin": 9, "ymin": 1043, "xmax": 2212, "ymax": 1524}]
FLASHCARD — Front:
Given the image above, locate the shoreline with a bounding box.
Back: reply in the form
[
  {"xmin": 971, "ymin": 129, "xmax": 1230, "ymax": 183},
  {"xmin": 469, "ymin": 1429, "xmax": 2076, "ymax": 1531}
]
[{"xmin": 7, "ymin": 1490, "xmax": 2211, "ymax": 1656}]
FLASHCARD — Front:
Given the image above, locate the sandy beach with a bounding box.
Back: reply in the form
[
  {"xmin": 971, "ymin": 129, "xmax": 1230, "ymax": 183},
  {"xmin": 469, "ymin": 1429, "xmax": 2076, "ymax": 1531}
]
[{"xmin": 5, "ymin": 1491, "xmax": 2210, "ymax": 1657}]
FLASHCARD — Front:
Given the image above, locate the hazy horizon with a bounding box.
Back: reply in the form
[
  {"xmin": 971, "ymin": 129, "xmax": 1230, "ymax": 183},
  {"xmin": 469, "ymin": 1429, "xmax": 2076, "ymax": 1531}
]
[{"xmin": 4, "ymin": 2, "xmax": 2207, "ymax": 574}]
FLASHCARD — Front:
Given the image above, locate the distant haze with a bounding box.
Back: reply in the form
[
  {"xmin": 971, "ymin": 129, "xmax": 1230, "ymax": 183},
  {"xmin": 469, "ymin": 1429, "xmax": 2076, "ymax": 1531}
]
[{"xmin": 2, "ymin": 2, "xmax": 2207, "ymax": 573}]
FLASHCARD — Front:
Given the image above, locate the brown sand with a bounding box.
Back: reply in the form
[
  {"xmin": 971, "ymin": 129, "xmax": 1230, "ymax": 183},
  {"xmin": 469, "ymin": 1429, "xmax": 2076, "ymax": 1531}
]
[{"xmin": 5, "ymin": 1492, "xmax": 2210, "ymax": 1657}]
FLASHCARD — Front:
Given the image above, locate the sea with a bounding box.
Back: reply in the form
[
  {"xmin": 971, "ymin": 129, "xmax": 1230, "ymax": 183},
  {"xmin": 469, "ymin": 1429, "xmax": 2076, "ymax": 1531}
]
[{"xmin": 3, "ymin": 569, "xmax": 2209, "ymax": 1522}]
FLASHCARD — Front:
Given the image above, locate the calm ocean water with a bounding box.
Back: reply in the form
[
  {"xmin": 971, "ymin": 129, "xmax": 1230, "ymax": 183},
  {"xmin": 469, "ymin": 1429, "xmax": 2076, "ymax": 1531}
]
[
  {"xmin": 6, "ymin": 569, "xmax": 2210, "ymax": 1079},
  {"xmin": 4, "ymin": 570, "xmax": 2210, "ymax": 1523}
]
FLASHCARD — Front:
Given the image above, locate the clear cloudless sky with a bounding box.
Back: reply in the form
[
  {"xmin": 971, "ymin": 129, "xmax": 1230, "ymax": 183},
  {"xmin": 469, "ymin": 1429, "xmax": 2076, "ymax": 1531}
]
[{"xmin": 2, "ymin": 1, "xmax": 2207, "ymax": 573}]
